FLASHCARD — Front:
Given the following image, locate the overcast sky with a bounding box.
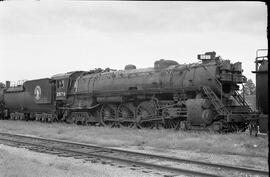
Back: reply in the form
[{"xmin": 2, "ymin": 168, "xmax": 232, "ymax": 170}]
[{"xmin": 0, "ymin": 1, "xmax": 267, "ymax": 85}]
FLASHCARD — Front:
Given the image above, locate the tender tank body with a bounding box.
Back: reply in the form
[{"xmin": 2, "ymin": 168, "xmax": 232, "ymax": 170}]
[
  {"xmin": 4, "ymin": 78, "xmax": 55, "ymax": 113},
  {"xmin": 23, "ymin": 78, "xmax": 55, "ymax": 112}
]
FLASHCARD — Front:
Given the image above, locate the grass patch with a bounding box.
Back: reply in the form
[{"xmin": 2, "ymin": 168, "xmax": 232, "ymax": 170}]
[{"xmin": 0, "ymin": 120, "xmax": 268, "ymax": 157}]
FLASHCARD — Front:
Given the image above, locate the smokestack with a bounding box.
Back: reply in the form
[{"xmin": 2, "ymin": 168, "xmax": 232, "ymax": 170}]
[{"xmin": 6, "ymin": 81, "xmax": 10, "ymax": 88}]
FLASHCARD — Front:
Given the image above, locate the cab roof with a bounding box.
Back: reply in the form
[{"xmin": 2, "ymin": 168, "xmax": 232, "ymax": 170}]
[{"xmin": 51, "ymin": 71, "xmax": 85, "ymax": 80}]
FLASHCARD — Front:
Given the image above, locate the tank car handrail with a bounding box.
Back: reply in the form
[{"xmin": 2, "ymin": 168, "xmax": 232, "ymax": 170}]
[
  {"xmin": 255, "ymin": 49, "xmax": 268, "ymax": 72},
  {"xmin": 256, "ymin": 49, "xmax": 268, "ymax": 58},
  {"xmin": 255, "ymin": 56, "xmax": 268, "ymax": 60},
  {"xmin": 9, "ymin": 80, "xmax": 27, "ymax": 87}
]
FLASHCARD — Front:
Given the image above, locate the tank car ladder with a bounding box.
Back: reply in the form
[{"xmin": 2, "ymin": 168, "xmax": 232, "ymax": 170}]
[
  {"xmin": 233, "ymin": 91, "xmax": 253, "ymax": 113},
  {"xmin": 202, "ymin": 86, "xmax": 230, "ymax": 115}
]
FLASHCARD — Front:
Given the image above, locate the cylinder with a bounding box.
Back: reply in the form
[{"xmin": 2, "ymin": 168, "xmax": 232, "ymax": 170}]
[{"xmin": 186, "ymin": 99, "xmax": 216, "ymax": 126}]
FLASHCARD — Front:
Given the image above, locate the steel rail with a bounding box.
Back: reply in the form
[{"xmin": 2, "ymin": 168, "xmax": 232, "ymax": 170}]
[
  {"xmin": 0, "ymin": 136, "xmax": 218, "ymax": 177},
  {"xmin": 0, "ymin": 132, "xmax": 268, "ymax": 176}
]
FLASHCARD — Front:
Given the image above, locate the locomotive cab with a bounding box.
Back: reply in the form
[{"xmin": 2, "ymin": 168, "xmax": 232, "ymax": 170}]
[
  {"xmin": 52, "ymin": 74, "xmax": 69, "ymax": 101},
  {"xmin": 51, "ymin": 71, "xmax": 85, "ymax": 101}
]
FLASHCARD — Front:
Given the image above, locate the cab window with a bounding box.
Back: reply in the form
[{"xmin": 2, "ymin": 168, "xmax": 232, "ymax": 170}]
[{"xmin": 57, "ymin": 80, "xmax": 64, "ymax": 89}]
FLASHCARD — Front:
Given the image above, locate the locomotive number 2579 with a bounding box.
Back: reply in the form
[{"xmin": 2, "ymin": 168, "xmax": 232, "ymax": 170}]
[{"xmin": 56, "ymin": 92, "xmax": 66, "ymax": 97}]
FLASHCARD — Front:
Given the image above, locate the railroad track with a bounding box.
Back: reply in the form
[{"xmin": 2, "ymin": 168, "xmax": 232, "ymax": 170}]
[{"xmin": 0, "ymin": 132, "xmax": 268, "ymax": 177}]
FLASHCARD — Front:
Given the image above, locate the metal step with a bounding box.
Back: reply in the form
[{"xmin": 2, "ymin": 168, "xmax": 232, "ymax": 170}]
[
  {"xmin": 202, "ymin": 86, "xmax": 229, "ymax": 115},
  {"xmin": 233, "ymin": 91, "xmax": 253, "ymax": 113}
]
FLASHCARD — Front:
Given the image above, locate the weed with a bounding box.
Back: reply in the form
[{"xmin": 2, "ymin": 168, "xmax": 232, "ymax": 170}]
[{"xmin": 0, "ymin": 120, "xmax": 268, "ymax": 157}]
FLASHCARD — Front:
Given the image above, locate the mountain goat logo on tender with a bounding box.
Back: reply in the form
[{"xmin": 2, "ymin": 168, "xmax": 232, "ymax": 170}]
[{"xmin": 34, "ymin": 86, "xmax": 41, "ymax": 100}]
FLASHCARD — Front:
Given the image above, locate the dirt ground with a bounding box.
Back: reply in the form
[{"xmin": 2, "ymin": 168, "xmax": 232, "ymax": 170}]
[{"xmin": 0, "ymin": 120, "xmax": 268, "ymax": 176}]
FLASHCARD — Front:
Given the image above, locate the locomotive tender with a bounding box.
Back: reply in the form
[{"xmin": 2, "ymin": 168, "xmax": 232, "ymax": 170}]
[{"xmin": 0, "ymin": 52, "xmax": 253, "ymax": 132}]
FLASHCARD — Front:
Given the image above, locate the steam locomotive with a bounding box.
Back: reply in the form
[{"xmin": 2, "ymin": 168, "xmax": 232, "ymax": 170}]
[{"xmin": 0, "ymin": 52, "xmax": 256, "ymax": 132}]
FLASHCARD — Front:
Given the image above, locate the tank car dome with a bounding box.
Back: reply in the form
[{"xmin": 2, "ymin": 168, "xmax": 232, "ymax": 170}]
[
  {"xmin": 259, "ymin": 60, "xmax": 268, "ymax": 71},
  {"xmin": 124, "ymin": 64, "xmax": 136, "ymax": 70}
]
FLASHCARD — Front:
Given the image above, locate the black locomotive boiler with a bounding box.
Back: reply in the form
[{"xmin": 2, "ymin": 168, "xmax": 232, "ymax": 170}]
[{"xmin": 0, "ymin": 52, "xmax": 254, "ymax": 132}]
